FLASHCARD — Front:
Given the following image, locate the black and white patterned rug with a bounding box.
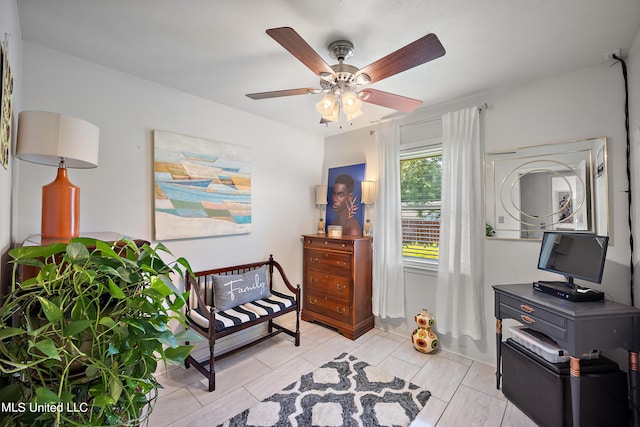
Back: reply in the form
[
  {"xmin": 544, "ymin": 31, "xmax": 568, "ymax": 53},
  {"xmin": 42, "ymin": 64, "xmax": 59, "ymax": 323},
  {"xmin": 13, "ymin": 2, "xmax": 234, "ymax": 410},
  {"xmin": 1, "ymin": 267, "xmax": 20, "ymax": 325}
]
[{"xmin": 217, "ymin": 352, "xmax": 431, "ymax": 427}]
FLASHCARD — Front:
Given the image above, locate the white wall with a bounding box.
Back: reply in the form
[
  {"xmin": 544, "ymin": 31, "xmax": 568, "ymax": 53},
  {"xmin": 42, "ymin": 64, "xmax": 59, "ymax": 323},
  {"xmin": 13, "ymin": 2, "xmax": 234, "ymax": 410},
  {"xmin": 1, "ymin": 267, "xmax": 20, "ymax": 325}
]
[
  {"xmin": 16, "ymin": 42, "xmax": 324, "ymax": 287},
  {"xmin": 0, "ymin": 0, "xmax": 22, "ymax": 295},
  {"xmin": 324, "ymin": 58, "xmax": 633, "ymax": 366}
]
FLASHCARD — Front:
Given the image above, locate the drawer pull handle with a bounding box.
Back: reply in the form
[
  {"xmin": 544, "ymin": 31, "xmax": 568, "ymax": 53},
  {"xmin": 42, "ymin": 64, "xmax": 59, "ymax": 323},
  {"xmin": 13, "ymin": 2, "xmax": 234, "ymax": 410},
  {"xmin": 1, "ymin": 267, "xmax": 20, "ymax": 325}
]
[
  {"xmin": 520, "ymin": 315, "xmax": 535, "ymax": 324},
  {"xmin": 309, "ymin": 297, "xmax": 318, "ymax": 305},
  {"xmin": 520, "ymin": 304, "xmax": 535, "ymax": 313},
  {"xmin": 309, "ymin": 278, "xmax": 318, "ymax": 285},
  {"xmin": 336, "ymin": 284, "xmax": 346, "ymax": 291},
  {"xmin": 336, "ymin": 306, "xmax": 346, "ymax": 314},
  {"xmin": 309, "ymin": 257, "xmax": 319, "ymax": 263},
  {"xmin": 341, "ymin": 243, "xmax": 346, "ymax": 247}
]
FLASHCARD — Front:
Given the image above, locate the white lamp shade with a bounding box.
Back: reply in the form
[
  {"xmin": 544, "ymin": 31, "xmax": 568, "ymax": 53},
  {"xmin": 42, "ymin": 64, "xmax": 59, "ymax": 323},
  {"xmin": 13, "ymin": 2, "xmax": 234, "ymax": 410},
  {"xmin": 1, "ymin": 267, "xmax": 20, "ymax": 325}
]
[
  {"xmin": 17, "ymin": 111, "xmax": 100, "ymax": 168},
  {"xmin": 361, "ymin": 181, "xmax": 375, "ymax": 204},
  {"xmin": 315, "ymin": 185, "xmax": 328, "ymax": 205},
  {"xmin": 341, "ymin": 91, "xmax": 362, "ymax": 115},
  {"xmin": 316, "ymin": 93, "xmax": 336, "ymax": 116}
]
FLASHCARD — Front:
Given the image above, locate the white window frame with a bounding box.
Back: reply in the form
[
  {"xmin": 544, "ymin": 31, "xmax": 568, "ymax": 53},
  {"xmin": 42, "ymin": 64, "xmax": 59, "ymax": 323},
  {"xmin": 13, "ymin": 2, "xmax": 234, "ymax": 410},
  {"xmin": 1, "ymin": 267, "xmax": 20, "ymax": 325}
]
[{"xmin": 400, "ymin": 138, "xmax": 442, "ymax": 272}]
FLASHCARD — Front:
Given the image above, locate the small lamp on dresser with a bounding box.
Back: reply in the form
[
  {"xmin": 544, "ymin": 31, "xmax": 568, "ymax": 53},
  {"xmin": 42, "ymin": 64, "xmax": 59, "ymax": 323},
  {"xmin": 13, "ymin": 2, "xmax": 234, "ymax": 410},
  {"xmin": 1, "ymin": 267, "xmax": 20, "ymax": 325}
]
[
  {"xmin": 361, "ymin": 180, "xmax": 375, "ymax": 236},
  {"xmin": 16, "ymin": 111, "xmax": 100, "ymax": 242},
  {"xmin": 315, "ymin": 184, "xmax": 328, "ymax": 234}
]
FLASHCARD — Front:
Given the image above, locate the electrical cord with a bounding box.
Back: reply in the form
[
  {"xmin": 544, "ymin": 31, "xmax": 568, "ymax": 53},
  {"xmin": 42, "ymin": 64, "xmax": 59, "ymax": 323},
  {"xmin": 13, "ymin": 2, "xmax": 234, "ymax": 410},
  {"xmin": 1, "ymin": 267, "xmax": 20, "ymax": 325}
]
[
  {"xmin": 613, "ymin": 53, "xmax": 639, "ymax": 425},
  {"xmin": 612, "ymin": 53, "xmax": 634, "ymax": 307}
]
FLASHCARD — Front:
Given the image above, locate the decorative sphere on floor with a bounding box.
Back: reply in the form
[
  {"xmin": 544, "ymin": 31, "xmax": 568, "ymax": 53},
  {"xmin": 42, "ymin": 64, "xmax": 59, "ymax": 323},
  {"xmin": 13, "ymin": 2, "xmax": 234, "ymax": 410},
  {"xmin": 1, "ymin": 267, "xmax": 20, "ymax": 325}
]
[{"xmin": 412, "ymin": 309, "xmax": 438, "ymax": 353}]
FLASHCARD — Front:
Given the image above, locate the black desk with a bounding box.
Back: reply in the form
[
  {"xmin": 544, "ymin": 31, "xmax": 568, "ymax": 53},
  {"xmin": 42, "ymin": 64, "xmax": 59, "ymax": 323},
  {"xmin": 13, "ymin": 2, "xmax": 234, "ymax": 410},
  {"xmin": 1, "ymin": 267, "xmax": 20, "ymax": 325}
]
[{"xmin": 493, "ymin": 284, "xmax": 640, "ymax": 427}]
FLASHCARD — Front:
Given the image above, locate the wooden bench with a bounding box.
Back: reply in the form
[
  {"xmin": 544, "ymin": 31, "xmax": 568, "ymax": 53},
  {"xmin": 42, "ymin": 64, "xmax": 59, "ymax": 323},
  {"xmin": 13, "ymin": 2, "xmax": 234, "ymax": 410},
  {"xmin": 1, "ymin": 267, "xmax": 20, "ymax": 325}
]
[{"xmin": 184, "ymin": 255, "xmax": 300, "ymax": 391}]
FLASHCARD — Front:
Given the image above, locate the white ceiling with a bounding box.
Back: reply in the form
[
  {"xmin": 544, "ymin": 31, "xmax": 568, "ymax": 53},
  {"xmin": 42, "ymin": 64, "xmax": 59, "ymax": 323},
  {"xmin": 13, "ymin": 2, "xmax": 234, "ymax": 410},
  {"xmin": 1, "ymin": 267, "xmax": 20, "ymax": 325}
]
[{"xmin": 16, "ymin": 0, "xmax": 640, "ymax": 138}]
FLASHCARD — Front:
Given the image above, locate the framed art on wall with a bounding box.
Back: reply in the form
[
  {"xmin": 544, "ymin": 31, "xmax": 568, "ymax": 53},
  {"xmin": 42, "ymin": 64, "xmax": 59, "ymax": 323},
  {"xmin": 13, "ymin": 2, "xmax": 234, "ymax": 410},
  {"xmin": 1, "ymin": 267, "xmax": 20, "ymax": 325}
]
[
  {"xmin": 0, "ymin": 36, "xmax": 13, "ymax": 170},
  {"xmin": 326, "ymin": 163, "xmax": 366, "ymax": 236},
  {"xmin": 153, "ymin": 130, "xmax": 251, "ymax": 240}
]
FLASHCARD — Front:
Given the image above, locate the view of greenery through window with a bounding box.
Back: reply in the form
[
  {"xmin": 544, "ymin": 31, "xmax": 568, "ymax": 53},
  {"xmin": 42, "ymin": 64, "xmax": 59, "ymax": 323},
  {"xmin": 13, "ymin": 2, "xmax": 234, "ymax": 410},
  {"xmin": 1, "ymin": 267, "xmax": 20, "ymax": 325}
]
[{"xmin": 400, "ymin": 152, "xmax": 442, "ymax": 261}]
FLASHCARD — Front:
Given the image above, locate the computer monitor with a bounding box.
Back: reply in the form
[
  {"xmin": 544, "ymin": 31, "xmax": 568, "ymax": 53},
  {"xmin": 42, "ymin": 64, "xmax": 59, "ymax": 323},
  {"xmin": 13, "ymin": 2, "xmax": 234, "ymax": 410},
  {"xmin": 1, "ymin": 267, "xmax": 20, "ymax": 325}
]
[{"xmin": 537, "ymin": 231, "xmax": 608, "ymax": 288}]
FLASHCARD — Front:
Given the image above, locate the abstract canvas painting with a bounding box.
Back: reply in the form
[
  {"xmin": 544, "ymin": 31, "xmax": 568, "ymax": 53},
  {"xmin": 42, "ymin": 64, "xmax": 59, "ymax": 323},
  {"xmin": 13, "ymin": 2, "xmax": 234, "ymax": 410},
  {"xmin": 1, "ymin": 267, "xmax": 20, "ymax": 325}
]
[
  {"xmin": 153, "ymin": 130, "xmax": 251, "ymax": 240},
  {"xmin": 1, "ymin": 36, "xmax": 13, "ymax": 170}
]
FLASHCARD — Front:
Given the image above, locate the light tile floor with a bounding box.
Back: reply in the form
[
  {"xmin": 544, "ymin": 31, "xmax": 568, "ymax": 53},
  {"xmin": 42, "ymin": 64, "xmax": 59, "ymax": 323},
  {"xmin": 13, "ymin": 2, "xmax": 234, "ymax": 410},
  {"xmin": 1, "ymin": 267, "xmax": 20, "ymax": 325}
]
[{"xmin": 149, "ymin": 313, "xmax": 537, "ymax": 426}]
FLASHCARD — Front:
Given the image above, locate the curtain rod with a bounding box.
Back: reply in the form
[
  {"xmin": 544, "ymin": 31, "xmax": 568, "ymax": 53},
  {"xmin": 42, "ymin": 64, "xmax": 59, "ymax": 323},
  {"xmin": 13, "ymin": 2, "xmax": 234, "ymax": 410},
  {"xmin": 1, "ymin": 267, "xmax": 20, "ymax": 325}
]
[{"xmin": 398, "ymin": 102, "xmax": 488, "ymax": 129}]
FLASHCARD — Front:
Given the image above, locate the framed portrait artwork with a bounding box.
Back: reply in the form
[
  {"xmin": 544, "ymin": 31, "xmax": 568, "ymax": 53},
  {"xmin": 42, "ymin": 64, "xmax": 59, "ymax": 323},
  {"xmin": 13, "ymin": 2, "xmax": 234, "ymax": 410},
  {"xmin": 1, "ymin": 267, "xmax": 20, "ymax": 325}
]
[{"xmin": 325, "ymin": 163, "xmax": 366, "ymax": 236}]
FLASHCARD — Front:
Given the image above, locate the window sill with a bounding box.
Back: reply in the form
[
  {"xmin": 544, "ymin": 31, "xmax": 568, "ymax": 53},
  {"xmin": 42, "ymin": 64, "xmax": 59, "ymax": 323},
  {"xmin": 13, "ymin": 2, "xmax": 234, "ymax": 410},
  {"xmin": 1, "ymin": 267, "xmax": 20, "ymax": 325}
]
[{"xmin": 403, "ymin": 258, "xmax": 438, "ymax": 276}]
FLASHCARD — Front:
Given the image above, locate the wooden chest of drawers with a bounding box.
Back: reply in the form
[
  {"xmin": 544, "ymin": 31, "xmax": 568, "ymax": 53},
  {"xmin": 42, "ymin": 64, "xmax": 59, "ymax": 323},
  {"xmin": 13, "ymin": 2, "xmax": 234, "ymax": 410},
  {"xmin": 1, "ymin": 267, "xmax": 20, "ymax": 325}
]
[{"xmin": 301, "ymin": 234, "xmax": 373, "ymax": 340}]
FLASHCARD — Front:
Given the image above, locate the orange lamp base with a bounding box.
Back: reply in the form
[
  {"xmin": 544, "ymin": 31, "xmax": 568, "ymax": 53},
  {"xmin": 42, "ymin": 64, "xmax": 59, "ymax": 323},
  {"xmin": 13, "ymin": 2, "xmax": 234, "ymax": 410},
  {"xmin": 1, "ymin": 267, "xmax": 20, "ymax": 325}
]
[{"xmin": 42, "ymin": 167, "xmax": 80, "ymax": 242}]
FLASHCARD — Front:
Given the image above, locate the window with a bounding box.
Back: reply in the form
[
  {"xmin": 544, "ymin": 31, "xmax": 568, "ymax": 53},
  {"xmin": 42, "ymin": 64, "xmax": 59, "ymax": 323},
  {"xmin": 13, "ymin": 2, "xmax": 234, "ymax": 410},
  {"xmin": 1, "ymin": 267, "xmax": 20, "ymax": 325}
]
[{"xmin": 400, "ymin": 144, "xmax": 442, "ymax": 265}]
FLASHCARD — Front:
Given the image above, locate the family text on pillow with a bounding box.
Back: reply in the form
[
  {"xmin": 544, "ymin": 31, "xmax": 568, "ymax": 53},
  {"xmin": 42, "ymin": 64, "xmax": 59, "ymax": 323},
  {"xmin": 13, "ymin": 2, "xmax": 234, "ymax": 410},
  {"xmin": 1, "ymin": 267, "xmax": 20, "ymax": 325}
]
[{"xmin": 212, "ymin": 265, "xmax": 271, "ymax": 311}]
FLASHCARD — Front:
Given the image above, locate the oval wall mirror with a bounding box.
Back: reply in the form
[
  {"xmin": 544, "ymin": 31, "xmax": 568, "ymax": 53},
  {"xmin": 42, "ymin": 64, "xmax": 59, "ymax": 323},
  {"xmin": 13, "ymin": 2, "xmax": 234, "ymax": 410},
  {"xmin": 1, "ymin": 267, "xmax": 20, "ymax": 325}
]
[{"xmin": 485, "ymin": 137, "xmax": 608, "ymax": 240}]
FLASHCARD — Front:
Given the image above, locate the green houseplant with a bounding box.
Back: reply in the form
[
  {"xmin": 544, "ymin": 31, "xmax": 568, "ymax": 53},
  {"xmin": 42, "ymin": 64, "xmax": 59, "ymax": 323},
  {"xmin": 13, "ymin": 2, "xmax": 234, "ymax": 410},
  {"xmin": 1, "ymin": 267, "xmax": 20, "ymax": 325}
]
[{"xmin": 0, "ymin": 237, "xmax": 201, "ymax": 426}]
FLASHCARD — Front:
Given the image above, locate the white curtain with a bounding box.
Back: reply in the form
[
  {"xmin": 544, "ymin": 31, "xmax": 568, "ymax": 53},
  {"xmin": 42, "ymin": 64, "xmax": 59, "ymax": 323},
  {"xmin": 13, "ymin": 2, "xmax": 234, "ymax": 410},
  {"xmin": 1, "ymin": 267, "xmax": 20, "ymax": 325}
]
[
  {"xmin": 436, "ymin": 107, "xmax": 485, "ymax": 340},
  {"xmin": 372, "ymin": 124, "xmax": 405, "ymax": 318}
]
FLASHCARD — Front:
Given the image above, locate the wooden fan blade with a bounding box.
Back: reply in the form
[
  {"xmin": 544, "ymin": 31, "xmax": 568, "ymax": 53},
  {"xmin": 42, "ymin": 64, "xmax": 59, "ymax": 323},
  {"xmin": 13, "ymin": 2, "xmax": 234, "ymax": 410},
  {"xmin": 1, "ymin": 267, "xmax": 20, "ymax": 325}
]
[
  {"xmin": 266, "ymin": 27, "xmax": 335, "ymax": 76},
  {"xmin": 356, "ymin": 33, "xmax": 445, "ymax": 84},
  {"xmin": 246, "ymin": 88, "xmax": 318, "ymax": 100},
  {"xmin": 361, "ymin": 89, "xmax": 422, "ymax": 113}
]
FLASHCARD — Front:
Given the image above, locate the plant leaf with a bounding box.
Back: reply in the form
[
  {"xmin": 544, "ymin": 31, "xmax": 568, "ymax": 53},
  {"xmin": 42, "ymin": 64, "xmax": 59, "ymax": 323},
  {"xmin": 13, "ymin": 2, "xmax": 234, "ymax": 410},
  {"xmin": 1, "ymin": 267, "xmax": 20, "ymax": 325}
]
[
  {"xmin": 64, "ymin": 320, "xmax": 93, "ymax": 337},
  {"xmin": 92, "ymin": 394, "xmax": 116, "ymax": 407},
  {"xmin": 148, "ymin": 276, "xmax": 173, "ymax": 297},
  {"xmin": 85, "ymin": 365, "xmax": 99, "ymax": 378},
  {"xmin": 95, "ymin": 239, "xmax": 121, "ymax": 259},
  {"xmin": 9, "ymin": 244, "xmax": 66, "ymax": 262},
  {"xmin": 107, "ymin": 278, "xmax": 126, "ymax": 299},
  {"xmin": 0, "ymin": 382, "xmax": 22, "ymax": 401},
  {"xmin": 164, "ymin": 345, "xmax": 195, "ymax": 365},
  {"xmin": 0, "ymin": 327, "xmax": 26, "ymax": 340},
  {"xmin": 37, "ymin": 296, "xmax": 63, "ymax": 323},
  {"xmin": 155, "ymin": 330, "xmax": 178, "ymax": 347},
  {"xmin": 31, "ymin": 338, "xmax": 61, "ymax": 360},
  {"xmin": 174, "ymin": 256, "xmax": 193, "ymax": 275},
  {"xmin": 120, "ymin": 349, "xmax": 140, "ymax": 366},
  {"xmin": 109, "ymin": 376, "xmax": 124, "ymax": 403},
  {"xmin": 173, "ymin": 329, "xmax": 204, "ymax": 343},
  {"xmin": 65, "ymin": 242, "xmax": 90, "ymax": 264},
  {"xmin": 98, "ymin": 316, "xmax": 117, "ymax": 329},
  {"xmin": 34, "ymin": 386, "xmax": 61, "ymax": 403}
]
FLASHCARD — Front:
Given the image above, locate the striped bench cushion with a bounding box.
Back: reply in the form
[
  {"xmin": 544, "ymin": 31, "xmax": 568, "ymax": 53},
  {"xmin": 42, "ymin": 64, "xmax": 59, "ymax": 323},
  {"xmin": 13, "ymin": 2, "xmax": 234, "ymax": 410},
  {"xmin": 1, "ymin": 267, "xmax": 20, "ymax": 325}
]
[{"xmin": 188, "ymin": 290, "xmax": 296, "ymax": 332}]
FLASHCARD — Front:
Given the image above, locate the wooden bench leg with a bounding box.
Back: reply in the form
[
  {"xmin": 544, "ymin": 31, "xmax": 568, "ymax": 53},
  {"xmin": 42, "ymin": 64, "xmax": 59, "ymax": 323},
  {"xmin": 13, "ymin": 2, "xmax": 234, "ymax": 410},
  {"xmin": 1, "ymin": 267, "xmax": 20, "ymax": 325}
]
[
  {"xmin": 209, "ymin": 343, "xmax": 216, "ymax": 392},
  {"xmin": 185, "ymin": 339, "xmax": 191, "ymax": 368},
  {"xmin": 295, "ymin": 307, "xmax": 301, "ymax": 346}
]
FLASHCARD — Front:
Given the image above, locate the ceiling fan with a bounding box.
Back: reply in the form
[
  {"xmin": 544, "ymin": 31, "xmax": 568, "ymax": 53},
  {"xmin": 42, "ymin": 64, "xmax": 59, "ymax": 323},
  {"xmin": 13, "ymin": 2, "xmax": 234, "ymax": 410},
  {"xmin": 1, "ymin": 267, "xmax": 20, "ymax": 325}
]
[{"xmin": 246, "ymin": 27, "xmax": 446, "ymax": 123}]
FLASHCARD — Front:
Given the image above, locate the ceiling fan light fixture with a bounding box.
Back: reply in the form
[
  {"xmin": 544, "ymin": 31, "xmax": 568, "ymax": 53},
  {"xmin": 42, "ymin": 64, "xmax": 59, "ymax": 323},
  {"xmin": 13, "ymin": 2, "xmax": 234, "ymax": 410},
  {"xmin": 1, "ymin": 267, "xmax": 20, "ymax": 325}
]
[
  {"xmin": 325, "ymin": 104, "xmax": 340, "ymax": 122},
  {"xmin": 316, "ymin": 93, "xmax": 337, "ymax": 116},
  {"xmin": 341, "ymin": 90, "xmax": 363, "ymax": 116},
  {"xmin": 318, "ymin": 102, "xmax": 339, "ymax": 122},
  {"xmin": 253, "ymin": 27, "xmax": 445, "ymax": 126}
]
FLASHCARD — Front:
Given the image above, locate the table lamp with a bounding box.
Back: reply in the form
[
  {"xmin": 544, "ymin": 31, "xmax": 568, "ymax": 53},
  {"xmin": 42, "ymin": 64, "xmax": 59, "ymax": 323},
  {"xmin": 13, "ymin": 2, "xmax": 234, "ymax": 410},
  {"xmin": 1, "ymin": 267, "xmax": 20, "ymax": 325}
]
[
  {"xmin": 315, "ymin": 185, "xmax": 327, "ymax": 234},
  {"xmin": 16, "ymin": 111, "xmax": 99, "ymax": 242},
  {"xmin": 361, "ymin": 180, "xmax": 375, "ymax": 235}
]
